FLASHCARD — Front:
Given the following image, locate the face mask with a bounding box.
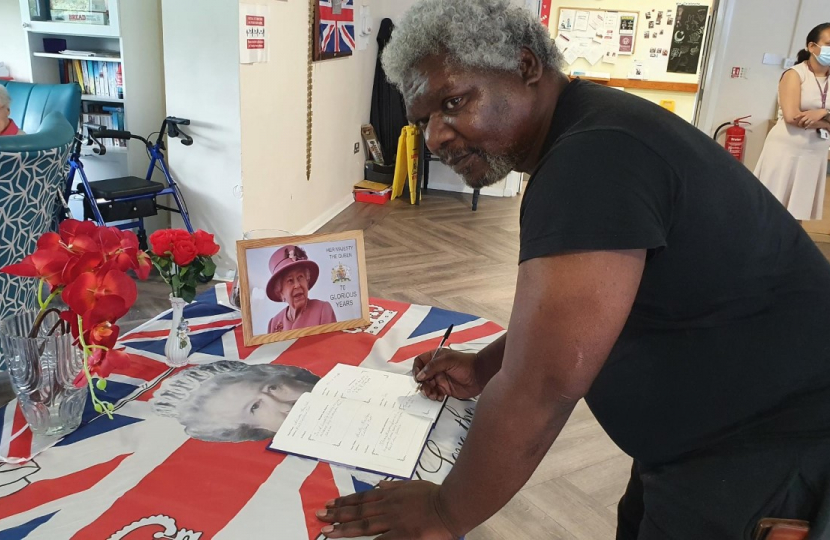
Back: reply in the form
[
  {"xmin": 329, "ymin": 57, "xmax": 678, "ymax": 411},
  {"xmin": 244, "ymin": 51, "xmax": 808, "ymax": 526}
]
[{"xmin": 815, "ymin": 45, "xmax": 830, "ymax": 67}]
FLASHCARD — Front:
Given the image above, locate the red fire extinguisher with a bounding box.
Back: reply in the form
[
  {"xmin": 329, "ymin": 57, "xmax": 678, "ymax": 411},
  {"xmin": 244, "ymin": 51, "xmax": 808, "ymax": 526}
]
[{"xmin": 714, "ymin": 116, "xmax": 751, "ymax": 163}]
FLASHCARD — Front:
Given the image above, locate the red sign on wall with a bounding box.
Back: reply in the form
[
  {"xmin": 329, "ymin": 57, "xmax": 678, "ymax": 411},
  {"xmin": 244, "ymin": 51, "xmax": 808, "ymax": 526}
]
[{"xmin": 540, "ymin": 0, "xmax": 552, "ymax": 27}]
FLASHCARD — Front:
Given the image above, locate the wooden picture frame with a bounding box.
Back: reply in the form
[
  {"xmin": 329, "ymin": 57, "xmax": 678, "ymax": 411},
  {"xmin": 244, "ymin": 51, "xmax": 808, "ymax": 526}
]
[
  {"xmin": 313, "ymin": 0, "xmax": 355, "ymax": 61},
  {"xmin": 236, "ymin": 231, "xmax": 370, "ymax": 346}
]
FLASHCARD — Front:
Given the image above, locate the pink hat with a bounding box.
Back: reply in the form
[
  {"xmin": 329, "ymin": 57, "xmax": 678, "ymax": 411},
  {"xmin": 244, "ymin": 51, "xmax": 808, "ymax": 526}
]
[{"xmin": 266, "ymin": 245, "xmax": 320, "ymax": 302}]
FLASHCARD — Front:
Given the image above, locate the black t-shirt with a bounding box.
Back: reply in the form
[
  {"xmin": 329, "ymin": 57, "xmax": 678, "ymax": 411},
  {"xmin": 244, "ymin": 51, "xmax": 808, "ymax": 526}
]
[{"xmin": 521, "ymin": 79, "xmax": 830, "ymax": 465}]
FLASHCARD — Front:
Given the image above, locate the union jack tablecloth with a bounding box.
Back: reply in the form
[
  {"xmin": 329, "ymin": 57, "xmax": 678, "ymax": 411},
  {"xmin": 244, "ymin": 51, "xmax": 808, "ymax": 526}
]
[{"xmin": 0, "ymin": 284, "xmax": 503, "ymax": 540}]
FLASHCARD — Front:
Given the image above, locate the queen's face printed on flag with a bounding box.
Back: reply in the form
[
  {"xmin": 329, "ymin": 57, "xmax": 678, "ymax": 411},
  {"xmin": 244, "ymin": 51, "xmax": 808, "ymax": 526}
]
[{"xmin": 150, "ymin": 361, "xmax": 319, "ymax": 442}]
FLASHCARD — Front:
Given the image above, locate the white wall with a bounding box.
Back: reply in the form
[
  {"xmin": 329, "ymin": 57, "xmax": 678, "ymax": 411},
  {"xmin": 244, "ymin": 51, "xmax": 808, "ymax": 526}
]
[
  {"xmin": 790, "ymin": 1, "xmax": 830, "ymax": 58},
  {"xmin": 239, "ymin": 0, "xmax": 382, "ymax": 236},
  {"xmin": 697, "ymin": 0, "xmax": 824, "ymax": 170},
  {"xmin": 161, "ymin": 0, "xmax": 243, "ymax": 278},
  {"xmin": 0, "ymin": 0, "xmax": 32, "ymax": 81}
]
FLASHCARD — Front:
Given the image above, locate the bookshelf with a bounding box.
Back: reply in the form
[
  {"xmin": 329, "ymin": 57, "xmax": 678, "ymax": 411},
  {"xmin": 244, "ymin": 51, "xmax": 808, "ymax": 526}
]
[
  {"xmin": 33, "ymin": 52, "xmax": 122, "ymax": 62},
  {"xmin": 81, "ymin": 95, "xmax": 124, "ymax": 103},
  {"xmin": 19, "ymin": 0, "xmax": 165, "ymax": 223}
]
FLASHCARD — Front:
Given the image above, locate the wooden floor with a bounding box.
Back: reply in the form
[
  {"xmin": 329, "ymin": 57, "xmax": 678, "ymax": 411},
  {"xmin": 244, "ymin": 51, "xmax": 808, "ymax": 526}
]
[{"xmin": 319, "ymin": 190, "xmax": 630, "ymax": 540}]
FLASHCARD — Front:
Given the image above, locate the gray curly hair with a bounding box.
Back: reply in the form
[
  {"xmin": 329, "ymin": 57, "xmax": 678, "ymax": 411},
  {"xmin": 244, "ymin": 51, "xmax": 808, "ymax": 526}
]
[
  {"xmin": 382, "ymin": 0, "xmax": 562, "ymax": 90},
  {"xmin": 150, "ymin": 360, "xmax": 319, "ymax": 443}
]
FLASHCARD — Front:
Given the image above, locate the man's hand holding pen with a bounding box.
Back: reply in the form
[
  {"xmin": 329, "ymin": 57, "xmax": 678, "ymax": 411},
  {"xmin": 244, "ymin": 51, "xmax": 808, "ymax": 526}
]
[{"xmin": 412, "ymin": 349, "xmax": 484, "ymax": 401}]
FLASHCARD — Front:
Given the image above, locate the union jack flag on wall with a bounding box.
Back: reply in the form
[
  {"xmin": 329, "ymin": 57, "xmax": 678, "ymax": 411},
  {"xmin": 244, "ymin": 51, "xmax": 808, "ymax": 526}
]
[{"xmin": 316, "ymin": 0, "xmax": 355, "ymax": 60}]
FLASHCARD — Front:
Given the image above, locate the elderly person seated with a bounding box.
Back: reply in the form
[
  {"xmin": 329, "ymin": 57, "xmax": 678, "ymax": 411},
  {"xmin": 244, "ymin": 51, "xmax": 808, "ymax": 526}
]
[
  {"xmin": 0, "ymin": 86, "xmax": 24, "ymax": 136},
  {"xmin": 266, "ymin": 245, "xmax": 337, "ymax": 333}
]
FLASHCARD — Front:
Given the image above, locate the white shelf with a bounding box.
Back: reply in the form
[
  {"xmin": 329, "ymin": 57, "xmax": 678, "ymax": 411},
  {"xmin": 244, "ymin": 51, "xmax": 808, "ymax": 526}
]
[
  {"xmin": 82, "ymin": 95, "xmax": 125, "ymax": 103},
  {"xmin": 33, "ymin": 52, "xmax": 122, "ymax": 62}
]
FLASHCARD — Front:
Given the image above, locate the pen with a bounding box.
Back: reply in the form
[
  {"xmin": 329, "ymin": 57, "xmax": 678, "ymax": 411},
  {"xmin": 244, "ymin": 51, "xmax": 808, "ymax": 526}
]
[{"xmin": 417, "ymin": 324, "xmax": 454, "ymax": 393}]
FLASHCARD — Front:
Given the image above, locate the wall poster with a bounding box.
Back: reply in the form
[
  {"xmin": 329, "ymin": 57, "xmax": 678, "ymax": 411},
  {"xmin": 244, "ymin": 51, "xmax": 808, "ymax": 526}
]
[
  {"xmin": 667, "ymin": 4, "xmax": 709, "ymax": 74},
  {"xmin": 239, "ymin": 4, "xmax": 269, "ymax": 64}
]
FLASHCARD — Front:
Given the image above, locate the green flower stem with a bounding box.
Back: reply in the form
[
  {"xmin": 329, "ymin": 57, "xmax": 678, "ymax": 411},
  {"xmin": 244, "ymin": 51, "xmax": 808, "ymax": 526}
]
[
  {"xmin": 29, "ymin": 286, "xmax": 64, "ymax": 339},
  {"xmin": 151, "ymin": 261, "xmax": 172, "ymax": 284},
  {"xmin": 76, "ymin": 316, "xmax": 115, "ymax": 419},
  {"xmin": 41, "ymin": 288, "xmax": 61, "ymax": 310}
]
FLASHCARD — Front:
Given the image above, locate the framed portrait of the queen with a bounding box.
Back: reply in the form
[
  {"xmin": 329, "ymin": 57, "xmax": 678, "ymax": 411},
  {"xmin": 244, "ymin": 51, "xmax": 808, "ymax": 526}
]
[{"xmin": 236, "ymin": 231, "xmax": 370, "ymax": 346}]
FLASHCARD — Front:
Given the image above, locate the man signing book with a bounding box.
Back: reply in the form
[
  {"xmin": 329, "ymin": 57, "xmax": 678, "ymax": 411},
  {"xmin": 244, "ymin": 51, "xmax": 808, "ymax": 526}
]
[{"xmin": 316, "ymin": 1, "xmax": 830, "ymax": 538}]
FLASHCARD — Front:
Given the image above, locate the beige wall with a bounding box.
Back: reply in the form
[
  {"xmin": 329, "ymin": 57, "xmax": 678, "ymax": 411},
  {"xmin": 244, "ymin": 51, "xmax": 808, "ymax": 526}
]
[
  {"xmin": 239, "ymin": 0, "xmax": 381, "ymax": 235},
  {"xmin": 0, "ymin": 0, "xmax": 32, "ymax": 82}
]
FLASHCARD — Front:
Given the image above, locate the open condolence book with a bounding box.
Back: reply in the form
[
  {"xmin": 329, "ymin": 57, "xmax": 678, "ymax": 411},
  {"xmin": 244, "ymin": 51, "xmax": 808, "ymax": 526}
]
[{"xmin": 268, "ymin": 364, "xmax": 446, "ymax": 479}]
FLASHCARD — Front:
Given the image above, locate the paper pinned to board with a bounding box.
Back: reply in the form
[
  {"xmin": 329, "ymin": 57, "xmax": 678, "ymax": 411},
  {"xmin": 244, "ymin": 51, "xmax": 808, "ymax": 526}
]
[
  {"xmin": 585, "ymin": 45, "xmax": 604, "ymax": 66},
  {"xmin": 562, "ymin": 46, "xmax": 580, "ymax": 65},
  {"xmin": 554, "ymin": 32, "xmax": 572, "ymax": 52},
  {"xmin": 602, "ymin": 44, "xmax": 619, "ymax": 64},
  {"xmin": 574, "ymin": 11, "xmax": 589, "ymax": 31},
  {"xmin": 558, "ymin": 9, "xmax": 575, "ymax": 31},
  {"xmin": 588, "ymin": 12, "xmax": 603, "ymax": 30}
]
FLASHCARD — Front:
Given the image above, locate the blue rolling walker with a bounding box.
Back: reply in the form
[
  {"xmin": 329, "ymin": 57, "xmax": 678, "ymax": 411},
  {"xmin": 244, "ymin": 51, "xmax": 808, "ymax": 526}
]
[{"xmin": 65, "ymin": 116, "xmax": 195, "ymax": 249}]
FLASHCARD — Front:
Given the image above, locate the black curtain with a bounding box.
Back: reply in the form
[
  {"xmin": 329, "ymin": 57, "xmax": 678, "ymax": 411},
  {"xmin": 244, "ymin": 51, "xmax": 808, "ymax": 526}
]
[{"xmin": 370, "ymin": 18, "xmax": 407, "ymax": 165}]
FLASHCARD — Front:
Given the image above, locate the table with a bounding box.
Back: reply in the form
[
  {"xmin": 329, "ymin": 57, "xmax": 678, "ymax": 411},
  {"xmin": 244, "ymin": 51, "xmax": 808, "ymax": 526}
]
[{"xmin": 0, "ymin": 284, "xmax": 503, "ymax": 539}]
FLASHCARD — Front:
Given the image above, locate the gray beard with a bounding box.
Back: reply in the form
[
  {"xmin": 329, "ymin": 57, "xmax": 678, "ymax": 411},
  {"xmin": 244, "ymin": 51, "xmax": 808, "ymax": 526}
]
[
  {"xmin": 436, "ymin": 147, "xmax": 520, "ymax": 189},
  {"xmin": 468, "ymin": 152, "xmax": 518, "ymax": 189}
]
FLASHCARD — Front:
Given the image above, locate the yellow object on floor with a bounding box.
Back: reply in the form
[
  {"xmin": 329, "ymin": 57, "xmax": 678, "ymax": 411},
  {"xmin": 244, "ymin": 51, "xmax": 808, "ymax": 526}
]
[{"xmin": 392, "ymin": 125, "xmax": 420, "ymax": 204}]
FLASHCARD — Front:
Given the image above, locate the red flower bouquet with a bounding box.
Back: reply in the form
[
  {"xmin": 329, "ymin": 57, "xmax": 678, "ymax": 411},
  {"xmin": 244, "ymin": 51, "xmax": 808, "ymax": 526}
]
[
  {"xmin": 0, "ymin": 220, "xmax": 152, "ymax": 416},
  {"xmin": 148, "ymin": 229, "xmax": 219, "ymax": 302}
]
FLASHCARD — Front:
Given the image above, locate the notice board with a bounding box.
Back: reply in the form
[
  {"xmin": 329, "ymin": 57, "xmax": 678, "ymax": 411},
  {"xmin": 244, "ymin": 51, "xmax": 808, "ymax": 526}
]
[{"xmin": 554, "ymin": 7, "xmax": 639, "ymax": 67}]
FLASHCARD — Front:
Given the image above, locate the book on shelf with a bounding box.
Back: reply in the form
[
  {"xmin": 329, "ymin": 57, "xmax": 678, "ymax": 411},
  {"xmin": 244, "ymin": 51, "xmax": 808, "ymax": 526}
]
[
  {"xmin": 57, "ymin": 50, "xmax": 120, "ymax": 59},
  {"xmin": 82, "ymin": 102, "xmax": 126, "ymax": 149},
  {"xmin": 268, "ymin": 364, "xmax": 445, "ymax": 479},
  {"xmin": 50, "ymin": 0, "xmax": 108, "ymax": 12},
  {"xmin": 60, "ymin": 59, "xmax": 122, "ymax": 99},
  {"xmin": 51, "ymin": 10, "xmax": 108, "ymax": 25}
]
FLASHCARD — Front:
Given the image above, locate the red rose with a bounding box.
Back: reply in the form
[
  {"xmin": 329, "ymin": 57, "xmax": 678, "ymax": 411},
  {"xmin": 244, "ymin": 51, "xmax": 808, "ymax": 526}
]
[
  {"xmin": 149, "ymin": 230, "xmax": 174, "ymax": 256},
  {"xmin": 170, "ymin": 230, "xmax": 192, "ymax": 244},
  {"xmin": 171, "ymin": 239, "xmax": 198, "ymax": 267},
  {"xmin": 193, "ymin": 230, "xmax": 220, "ymax": 257}
]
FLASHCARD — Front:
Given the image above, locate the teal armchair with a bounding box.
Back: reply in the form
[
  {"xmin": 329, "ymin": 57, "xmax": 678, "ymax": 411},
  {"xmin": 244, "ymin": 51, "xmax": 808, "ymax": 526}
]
[
  {"xmin": 0, "ymin": 81, "xmax": 81, "ymax": 134},
  {"xmin": 0, "ymin": 112, "xmax": 75, "ymax": 340}
]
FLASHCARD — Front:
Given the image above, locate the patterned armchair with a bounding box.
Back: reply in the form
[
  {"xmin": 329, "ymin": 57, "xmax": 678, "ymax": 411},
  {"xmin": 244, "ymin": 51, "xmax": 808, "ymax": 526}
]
[{"xmin": 0, "ymin": 112, "xmax": 76, "ymax": 326}]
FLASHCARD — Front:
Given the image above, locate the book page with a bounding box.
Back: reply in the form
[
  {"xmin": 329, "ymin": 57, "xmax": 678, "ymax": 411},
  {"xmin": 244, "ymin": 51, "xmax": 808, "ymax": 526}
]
[
  {"xmin": 313, "ymin": 364, "xmax": 444, "ymax": 421},
  {"xmin": 270, "ymin": 393, "xmax": 433, "ymax": 479}
]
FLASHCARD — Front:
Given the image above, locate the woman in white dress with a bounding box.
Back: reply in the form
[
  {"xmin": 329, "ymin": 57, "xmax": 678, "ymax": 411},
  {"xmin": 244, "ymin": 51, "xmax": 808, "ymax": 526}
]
[{"xmin": 755, "ymin": 23, "xmax": 830, "ymax": 221}]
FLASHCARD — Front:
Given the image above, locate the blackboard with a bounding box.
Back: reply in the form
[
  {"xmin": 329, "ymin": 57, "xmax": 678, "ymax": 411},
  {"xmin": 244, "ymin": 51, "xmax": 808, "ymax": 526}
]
[{"xmin": 667, "ymin": 4, "xmax": 708, "ymax": 74}]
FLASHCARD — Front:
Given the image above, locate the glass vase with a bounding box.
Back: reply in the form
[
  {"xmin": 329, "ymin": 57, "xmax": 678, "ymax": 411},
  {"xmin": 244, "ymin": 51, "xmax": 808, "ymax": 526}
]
[
  {"xmin": 164, "ymin": 294, "xmax": 192, "ymax": 367},
  {"xmin": 0, "ymin": 310, "xmax": 87, "ymax": 437}
]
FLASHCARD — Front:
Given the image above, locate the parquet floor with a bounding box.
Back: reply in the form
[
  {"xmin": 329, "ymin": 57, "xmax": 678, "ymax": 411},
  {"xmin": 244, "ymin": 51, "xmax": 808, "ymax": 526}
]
[{"xmin": 319, "ymin": 190, "xmax": 631, "ymax": 540}]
